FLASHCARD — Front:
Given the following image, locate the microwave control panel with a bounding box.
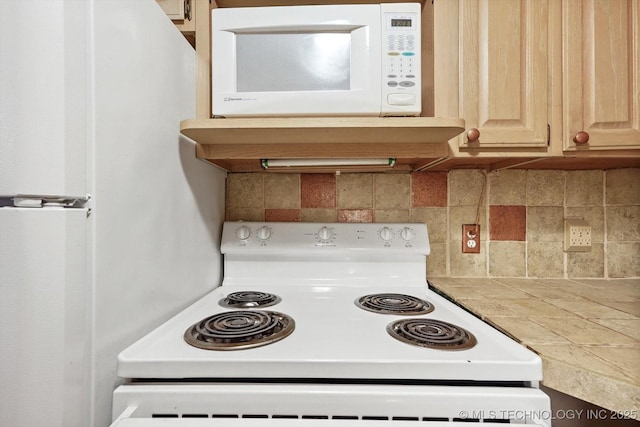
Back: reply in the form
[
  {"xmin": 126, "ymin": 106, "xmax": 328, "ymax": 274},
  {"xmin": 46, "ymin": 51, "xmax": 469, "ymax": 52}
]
[{"xmin": 381, "ymin": 3, "xmax": 421, "ymax": 116}]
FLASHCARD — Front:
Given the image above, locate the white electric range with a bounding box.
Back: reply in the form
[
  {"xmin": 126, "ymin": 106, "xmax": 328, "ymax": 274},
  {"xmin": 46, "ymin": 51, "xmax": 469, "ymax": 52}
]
[{"xmin": 110, "ymin": 222, "xmax": 551, "ymax": 427}]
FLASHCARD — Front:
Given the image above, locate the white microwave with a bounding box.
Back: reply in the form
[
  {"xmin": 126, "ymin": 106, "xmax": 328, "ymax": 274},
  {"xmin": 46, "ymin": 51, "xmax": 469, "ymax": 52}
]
[{"xmin": 211, "ymin": 3, "xmax": 421, "ymax": 117}]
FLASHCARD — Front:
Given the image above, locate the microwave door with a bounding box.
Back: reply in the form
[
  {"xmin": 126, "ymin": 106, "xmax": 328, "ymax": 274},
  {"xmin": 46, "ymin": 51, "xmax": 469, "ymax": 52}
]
[{"xmin": 211, "ymin": 4, "xmax": 383, "ymax": 117}]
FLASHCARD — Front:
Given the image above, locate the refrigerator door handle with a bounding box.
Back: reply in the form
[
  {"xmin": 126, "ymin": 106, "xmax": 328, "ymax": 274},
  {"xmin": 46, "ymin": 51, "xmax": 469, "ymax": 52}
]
[{"xmin": 2, "ymin": 194, "xmax": 91, "ymax": 209}]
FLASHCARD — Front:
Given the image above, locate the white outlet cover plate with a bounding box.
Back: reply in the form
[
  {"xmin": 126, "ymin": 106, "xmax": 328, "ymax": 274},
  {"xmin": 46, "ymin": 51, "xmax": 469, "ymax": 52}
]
[{"xmin": 564, "ymin": 219, "xmax": 592, "ymax": 252}]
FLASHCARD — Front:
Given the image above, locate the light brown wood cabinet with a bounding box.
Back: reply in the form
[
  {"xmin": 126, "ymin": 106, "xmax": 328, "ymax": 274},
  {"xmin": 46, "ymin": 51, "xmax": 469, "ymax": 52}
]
[
  {"xmin": 157, "ymin": 0, "xmax": 187, "ymax": 20},
  {"xmin": 560, "ymin": 0, "xmax": 640, "ymax": 153},
  {"xmin": 435, "ymin": 0, "xmax": 551, "ymax": 153},
  {"xmin": 434, "ymin": 0, "xmax": 640, "ymax": 166}
]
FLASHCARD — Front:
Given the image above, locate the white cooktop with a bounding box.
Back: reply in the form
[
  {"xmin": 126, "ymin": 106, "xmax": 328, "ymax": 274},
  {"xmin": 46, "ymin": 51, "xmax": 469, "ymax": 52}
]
[
  {"xmin": 117, "ymin": 222, "xmax": 542, "ymax": 382},
  {"xmin": 117, "ymin": 283, "xmax": 541, "ymax": 381}
]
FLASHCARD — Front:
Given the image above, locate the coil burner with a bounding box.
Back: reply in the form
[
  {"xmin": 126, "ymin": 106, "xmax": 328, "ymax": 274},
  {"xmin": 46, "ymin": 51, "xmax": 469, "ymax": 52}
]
[
  {"xmin": 387, "ymin": 319, "xmax": 477, "ymax": 351},
  {"xmin": 184, "ymin": 310, "xmax": 294, "ymax": 351},
  {"xmin": 355, "ymin": 293, "xmax": 434, "ymax": 315},
  {"xmin": 219, "ymin": 291, "xmax": 282, "ymax": 309}
]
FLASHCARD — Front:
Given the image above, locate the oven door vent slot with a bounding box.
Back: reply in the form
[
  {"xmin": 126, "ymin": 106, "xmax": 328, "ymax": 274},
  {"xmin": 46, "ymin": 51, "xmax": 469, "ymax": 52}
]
[{"xmin": 150, "ymin": 413, "xmax": 515, "ymax": 423}]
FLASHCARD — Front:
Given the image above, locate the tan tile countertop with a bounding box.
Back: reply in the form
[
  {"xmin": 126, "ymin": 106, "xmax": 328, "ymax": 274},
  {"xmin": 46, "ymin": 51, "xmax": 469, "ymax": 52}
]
[{"xmin": 429, "ymin": 277, "xmax": 640, "ymax": 419}]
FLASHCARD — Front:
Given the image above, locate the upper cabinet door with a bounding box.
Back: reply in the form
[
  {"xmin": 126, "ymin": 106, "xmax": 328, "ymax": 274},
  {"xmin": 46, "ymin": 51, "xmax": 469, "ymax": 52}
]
[
  {"xmin": 156, "ymin": 0, "xmax": 186, "ymax": 20},
  {"xmin": 563, "ymin": 0, "xmax": 640, "ymax": 151},
  {"xmin": 435, "ymin": 0, "xmax": 550, "ymax": 149}
]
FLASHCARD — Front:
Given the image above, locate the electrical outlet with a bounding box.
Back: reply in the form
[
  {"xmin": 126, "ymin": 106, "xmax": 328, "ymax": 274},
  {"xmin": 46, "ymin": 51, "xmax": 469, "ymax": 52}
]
[
  {"xmin": 564, "ymin": 219, "xmax": 591, "ymax": 252},
  {"xmin": 462, "ymin": 224, "xmax": 481, "ymax": 253}
]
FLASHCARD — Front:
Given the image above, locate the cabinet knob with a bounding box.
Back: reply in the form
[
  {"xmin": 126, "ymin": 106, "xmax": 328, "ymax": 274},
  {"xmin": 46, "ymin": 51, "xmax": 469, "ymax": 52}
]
[
  {"xmin": 573, "ymin": 131, "xmax": 590, "ymax": 145},
  {"xmin": 467, "ymin": 128, "xmax": 480, "ymax": 142}
]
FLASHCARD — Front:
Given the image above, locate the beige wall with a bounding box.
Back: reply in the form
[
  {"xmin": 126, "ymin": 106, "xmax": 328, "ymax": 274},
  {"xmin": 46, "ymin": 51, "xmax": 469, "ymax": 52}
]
[{"xmin": 225, "ymin": 168, "xmax": 640, "ymax": 279}]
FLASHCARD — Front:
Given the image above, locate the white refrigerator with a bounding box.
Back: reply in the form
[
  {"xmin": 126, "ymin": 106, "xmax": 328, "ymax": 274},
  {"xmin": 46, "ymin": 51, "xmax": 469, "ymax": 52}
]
[{"xmin": 0, "ymin": 1, "xmax": 226, "ymax": 427}]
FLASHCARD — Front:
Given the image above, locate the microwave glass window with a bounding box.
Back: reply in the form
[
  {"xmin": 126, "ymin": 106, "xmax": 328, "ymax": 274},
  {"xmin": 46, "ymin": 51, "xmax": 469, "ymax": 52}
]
[{"xmin": 236, "ymin": 33, "xmax": 351, "ymax": 92}]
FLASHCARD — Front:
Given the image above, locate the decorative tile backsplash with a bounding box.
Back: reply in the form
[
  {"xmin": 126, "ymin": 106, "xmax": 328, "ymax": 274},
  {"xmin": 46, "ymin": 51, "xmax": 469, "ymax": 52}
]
[{"xmin": 226, "ymin": 168, "xmax": 640, "ymax": 279}]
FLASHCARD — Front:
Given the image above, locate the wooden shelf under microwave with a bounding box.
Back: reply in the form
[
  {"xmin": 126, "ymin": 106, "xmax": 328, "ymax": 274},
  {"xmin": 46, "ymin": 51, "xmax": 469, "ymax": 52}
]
[
  {"xmin": 180, "ymin": 117, "xmax": 465, "ymax": 172},
  {"xmin": 213, "ymin": 0, "xmax": 425, "ymax": 8}
]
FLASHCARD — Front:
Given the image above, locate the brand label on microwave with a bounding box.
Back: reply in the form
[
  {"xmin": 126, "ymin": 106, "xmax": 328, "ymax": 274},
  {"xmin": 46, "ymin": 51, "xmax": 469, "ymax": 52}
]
[{"xmin": 224, "ymin": 97, "xmax": 257, "ymax": 102}]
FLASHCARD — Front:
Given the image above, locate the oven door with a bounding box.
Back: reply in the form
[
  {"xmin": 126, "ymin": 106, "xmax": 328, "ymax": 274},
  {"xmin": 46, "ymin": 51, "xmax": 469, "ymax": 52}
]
[{"xmin": 111, "ymin": 384, "xmax": 552, "ymax": 427}]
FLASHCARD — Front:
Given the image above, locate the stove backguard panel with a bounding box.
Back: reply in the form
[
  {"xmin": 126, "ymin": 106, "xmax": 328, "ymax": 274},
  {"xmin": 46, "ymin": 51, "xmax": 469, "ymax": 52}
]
[{"xmin": 221, "ymin": 222, "xmax": 430, "ymax": 284}]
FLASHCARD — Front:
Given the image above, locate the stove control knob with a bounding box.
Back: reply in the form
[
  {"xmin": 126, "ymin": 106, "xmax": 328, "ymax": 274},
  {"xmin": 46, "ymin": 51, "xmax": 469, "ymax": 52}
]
[
  {"xmin": 400, "ymin": 227, "xmax": 415, "ymax": 241},
  {"xmin": 256, "ymin": 226, "xmax": 272, "ymax": 241},
  {"xmin": 236, "ymin": 225, "xmax": 251, "ymax": 241},
  {"xmin": 318, "ymin": 226, "xmax": 333, "ymax": 241},
  {"xmin": 379, "ymin": 226, "xmax": 393, "ymax": 241}
]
